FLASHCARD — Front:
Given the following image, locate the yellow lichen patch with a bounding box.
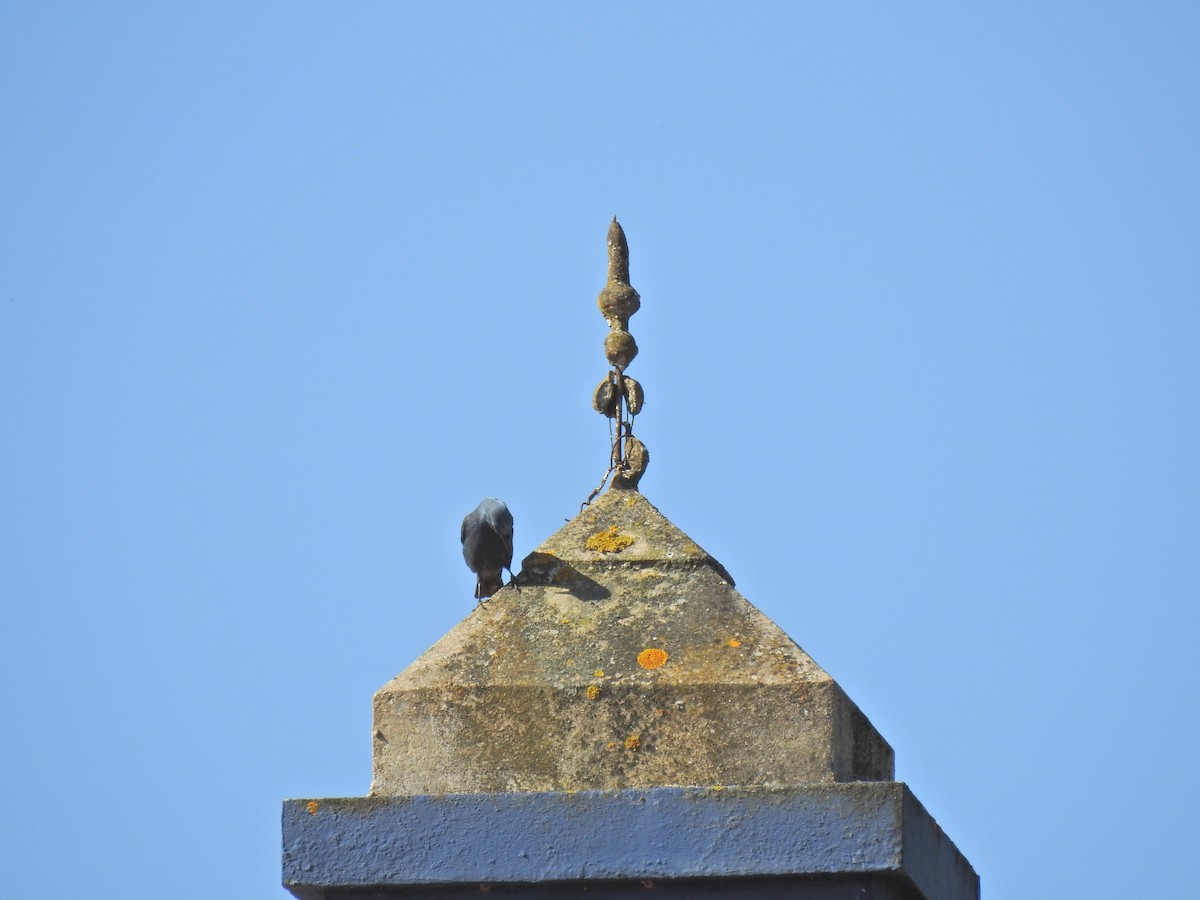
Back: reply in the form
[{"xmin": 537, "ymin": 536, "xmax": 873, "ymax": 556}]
[
  {"xmin": 594, "ymin": 669, "xmax": 605, "ymax": 678},
  {"xmin": 586, "ymin": 684, "xmax": 601, "ymax": 701},
  {"xmin": 637, "ymin": 647, "xmax": 669, "ymax": 670},
  {"xmin": 606, "ymin": 741, "xmax": 618, "ymax": 750},
  {"xmin": 560, "ymin": 618, "xmax": 571, "ymax": 625},
  {"xmin": 585, "ymin": 525, "xmax": 635, "ymax": 553},
  {"xmin": 625, "ymin": 734, "xmax": 641, "ymax": 751},
  {"xmin": 727, "ymin": 639, "xmax": 742, "ymax": 648},
  {"xmin": 306, "ymin": 801, "xmax": 319, "ymax": 815}
]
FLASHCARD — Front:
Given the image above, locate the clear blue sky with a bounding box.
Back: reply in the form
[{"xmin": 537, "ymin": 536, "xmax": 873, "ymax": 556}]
[{"xmin": 2, "ymin": 4, "xmax": 1196, "ymax": 897}]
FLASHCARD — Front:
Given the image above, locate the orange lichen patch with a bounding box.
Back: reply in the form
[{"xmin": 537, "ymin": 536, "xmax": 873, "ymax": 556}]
[
  {"xmin": 594, "ymin": 669, "xmax": 605, "ymax": 678},
  {"xmin": 584, "ymin": 525, "xmax": 635, "ymax": 553},
  {"xmin": 625, "ymin": 734, "xmax": 641, "ymax": 751},
  {"xmin": 655, "ymin": 707, "xmax": 666, "ymax": 717},
  {"xmin": 637, "ymin": 647, "xmax": 669, "ymax": 669},
  {"xmin": 306, "ymin": 801, "xmax": 319, "ymax": 815},
  {"xmin": 606, "ymin": 741, "xmax": 618, "ymax": 750},
  {"xmin": 727, "ymin": 639, "xmax": 742, "ymax": 648},
  {"xmin": 585, "ymin": 684, "xmax": 601, "ymax": 701}
]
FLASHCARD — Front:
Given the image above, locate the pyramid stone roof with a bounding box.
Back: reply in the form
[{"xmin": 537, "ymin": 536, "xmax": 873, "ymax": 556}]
[{"xmin": 371, "ymin": 487, "xmax": 893, "ymax": 795}]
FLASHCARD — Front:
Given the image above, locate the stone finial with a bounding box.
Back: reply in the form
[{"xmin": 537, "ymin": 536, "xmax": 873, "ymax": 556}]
[
  {"xmin": 589, "ymin": 218, "xmax": 648, "ymax": 501},
  {"xmin": 597, "ymin": 217, "xmax": 640, "ymax": 328}
]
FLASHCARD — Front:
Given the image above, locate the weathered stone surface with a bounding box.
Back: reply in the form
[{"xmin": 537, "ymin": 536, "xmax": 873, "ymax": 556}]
[
  {"xmin": 370, "ymin": 489, "xmax": 893, "ymax": 795},
  {"xmin": 283, "ymin": 783, "xmax": 978, "ymax": 900}
]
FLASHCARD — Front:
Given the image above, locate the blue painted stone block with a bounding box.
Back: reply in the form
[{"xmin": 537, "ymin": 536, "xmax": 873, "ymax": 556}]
[{"xmin": 283, "ymin": 783, "xmax": 977, "ymax": 900}]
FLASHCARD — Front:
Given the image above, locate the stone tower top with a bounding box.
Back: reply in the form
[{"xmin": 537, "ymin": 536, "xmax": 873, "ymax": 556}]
[
  {"xmin": 370, "ymin": 220, "xmax": 892, "ymax": 795},
  {"xmin": 284, "ymin": 220, "xmax": 977, "ymax": 900}
]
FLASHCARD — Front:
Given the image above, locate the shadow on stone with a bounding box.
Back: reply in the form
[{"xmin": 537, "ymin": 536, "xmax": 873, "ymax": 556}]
[{"xmin": 514, "ymin": 551, "xmax": 612, "ymax": 602}]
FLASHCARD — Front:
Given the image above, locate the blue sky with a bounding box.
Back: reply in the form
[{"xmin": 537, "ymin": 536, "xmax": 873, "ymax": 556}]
[{"xmin": 2, "ymin": 3, "xmax": 1197, "ymax": 897}]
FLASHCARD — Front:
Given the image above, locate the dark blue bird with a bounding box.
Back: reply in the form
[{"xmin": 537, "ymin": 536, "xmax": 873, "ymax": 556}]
[{"xmin": 461, "ymin": 498, "xmax": 514, "ymax": 600}]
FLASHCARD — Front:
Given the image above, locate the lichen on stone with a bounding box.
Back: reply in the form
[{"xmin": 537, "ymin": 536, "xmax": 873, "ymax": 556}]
[
  {"xmin": 637, "ymin": 648, "xmax": 669, "ymax": 670},
  {"xmin": 585, "ymin": 525, "xmax": 635, "ymax": 553}
]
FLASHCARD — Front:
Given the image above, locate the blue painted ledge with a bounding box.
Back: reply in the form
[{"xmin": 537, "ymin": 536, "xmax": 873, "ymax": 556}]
[{"xmin": 283, "ymin": 783, "xmax": 977, "ymax": 900}]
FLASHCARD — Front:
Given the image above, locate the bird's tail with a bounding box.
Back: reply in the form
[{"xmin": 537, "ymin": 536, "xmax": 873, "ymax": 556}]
[{"xmin": 476, "ymin": 573, "xmax": 504, "ymax": 600}]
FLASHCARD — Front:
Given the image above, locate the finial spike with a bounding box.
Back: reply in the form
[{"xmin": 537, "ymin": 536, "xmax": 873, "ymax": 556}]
[
  {"xmin": 606, "ymin": 217, "xmax": 630, "ymax": 284},
  {"xmin": 585, "ymin": 217, "xmax": 649, "ymax": 506},
  {"xmin": 597, "ymin": 219, "xmax": 640, "ymax": 329}
]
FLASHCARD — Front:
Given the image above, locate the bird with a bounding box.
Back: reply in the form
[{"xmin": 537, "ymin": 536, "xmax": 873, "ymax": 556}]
[{"xmin": 460, "ymin": 498, "xmax": 514, "ymax": 601}]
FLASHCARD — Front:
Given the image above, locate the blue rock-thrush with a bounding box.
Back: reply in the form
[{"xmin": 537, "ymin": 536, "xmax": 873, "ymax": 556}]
[{"xmin": 460, "ymin": 498, "xmax": 514, "ymax": 600}]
